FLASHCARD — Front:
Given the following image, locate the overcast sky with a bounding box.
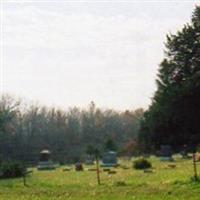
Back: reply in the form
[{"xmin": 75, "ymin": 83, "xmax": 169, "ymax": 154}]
[{"xmin": 1, "ymin": 0, "xmax": 199, "ymax": 110}]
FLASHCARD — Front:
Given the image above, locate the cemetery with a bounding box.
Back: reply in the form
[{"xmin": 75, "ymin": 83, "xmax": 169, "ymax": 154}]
[
  {"xmin": 1, "ymin": 2, "xmax": 200, "ymax": 200},
  {"xmin": 0, "ymin": 154, "xmax": 200, "ymax": 200}
]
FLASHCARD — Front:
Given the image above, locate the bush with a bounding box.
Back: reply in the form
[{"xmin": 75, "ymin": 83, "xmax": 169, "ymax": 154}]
[
  {"xmin": 133, "ymin": 158, "xmax": 152, "ymax": 170},
  {"xmin": 75, "ymin": 163, "xmax": 83, "ymax": 171},
  {"xmin": 0, "ymin": 161, "xmax": 26, "ymax": 178}
]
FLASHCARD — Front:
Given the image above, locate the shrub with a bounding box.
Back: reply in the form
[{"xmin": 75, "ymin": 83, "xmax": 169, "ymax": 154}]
[
  {"xmin": 75, "ymin": 163, "xmax": 83, "ymax": 171},
  {"xmin": 133, "ymin": 158, "xmax": 152, "ymax": 170},
  {"xmin": 0, "ymin": 161, "xmax": 26, "ymax": 178}
]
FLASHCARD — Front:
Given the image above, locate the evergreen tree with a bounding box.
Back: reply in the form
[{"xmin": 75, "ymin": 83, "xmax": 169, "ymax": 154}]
[{"xmin": 139, "ymin": 6, "xmax": 200, "ymax": 151}]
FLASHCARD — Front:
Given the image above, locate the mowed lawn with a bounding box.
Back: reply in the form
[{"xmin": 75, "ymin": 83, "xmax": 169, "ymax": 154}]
[{"xmin": 0, "ymin": 156, "xmax": 200, "ymax": 200}]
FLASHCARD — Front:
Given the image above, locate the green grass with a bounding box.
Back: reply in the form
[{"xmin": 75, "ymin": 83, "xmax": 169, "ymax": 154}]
[{"xmin": 0, "ymin": 156, "xmax": 200, "ymax": 200}]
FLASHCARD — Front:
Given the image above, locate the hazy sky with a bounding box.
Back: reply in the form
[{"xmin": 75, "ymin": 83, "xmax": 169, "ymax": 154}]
[{"xmin": 1, "ymin": 0, "xmax": 199, "ymax": 110}]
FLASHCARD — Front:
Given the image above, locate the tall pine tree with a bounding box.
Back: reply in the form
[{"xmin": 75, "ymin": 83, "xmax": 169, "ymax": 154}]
[{"xmin": 139, "ymin": 6, "xmax": 200, "ymax": 151}]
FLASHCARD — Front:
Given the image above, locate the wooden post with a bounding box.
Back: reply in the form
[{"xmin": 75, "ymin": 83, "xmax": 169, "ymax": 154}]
[
  {"xmin": 23, "ymin": 173, "xmax": 27, "ymax": 186},
  {"xmin": 95, "ymin": 150, "xmax": 101, "ymax": 185},
  {"xmin": 192, "ymin": 152, "xmax": 198, "ymax": 181},
  {"xmin": 23, "ymin": 168, "xmax": 33, "ymax": 187}
]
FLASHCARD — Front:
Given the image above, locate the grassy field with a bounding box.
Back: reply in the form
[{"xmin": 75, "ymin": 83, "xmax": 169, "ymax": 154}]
[{"xmin": 0, "ymin": 156, "xmax": 200, "ymax": 200}]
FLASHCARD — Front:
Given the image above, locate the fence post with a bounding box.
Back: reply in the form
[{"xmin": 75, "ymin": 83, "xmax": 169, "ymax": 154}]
[
  {"xmin": 192, "ymin": 152, "xmax": 198, "ymax": 181},
  {"xmin": 95, "ymin": 149, "xmax": 101, "ymax": 185}
]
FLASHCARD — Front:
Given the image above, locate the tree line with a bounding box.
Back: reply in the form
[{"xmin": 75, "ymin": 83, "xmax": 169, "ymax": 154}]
[{"xmin": 0, "ymin": 95, "xmax": 143, "ymax": 164}]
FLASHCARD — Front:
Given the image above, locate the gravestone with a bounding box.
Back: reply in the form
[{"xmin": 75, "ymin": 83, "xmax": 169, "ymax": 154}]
[
  {"xmin": 101, "ymin": 151, "xmax": 118, "ymax": 167},
  {"xmin": 37, "ymin": 150, "xmax": 55, "ymax": 170},
  {"xmin": 160, "ymin": 145, "xmax": 173, "ymax": 161}
]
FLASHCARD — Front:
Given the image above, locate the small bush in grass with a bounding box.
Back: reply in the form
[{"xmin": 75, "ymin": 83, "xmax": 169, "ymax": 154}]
[
  {"xmin": 0, "ymin": 161, "xmax": 26, "ymax": 178},
  {"xmin": 133, "ymin": 158, "xmax": 152, "ymax": 170},
  {"xmin": 75, "ymin": 163, "xmax": 83, "ymax": 171}
]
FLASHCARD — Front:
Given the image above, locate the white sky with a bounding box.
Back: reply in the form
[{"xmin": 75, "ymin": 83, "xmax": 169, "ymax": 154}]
[{"xmin": 0, "ymin": 0, "xmax": 199, "ymax": 110}]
